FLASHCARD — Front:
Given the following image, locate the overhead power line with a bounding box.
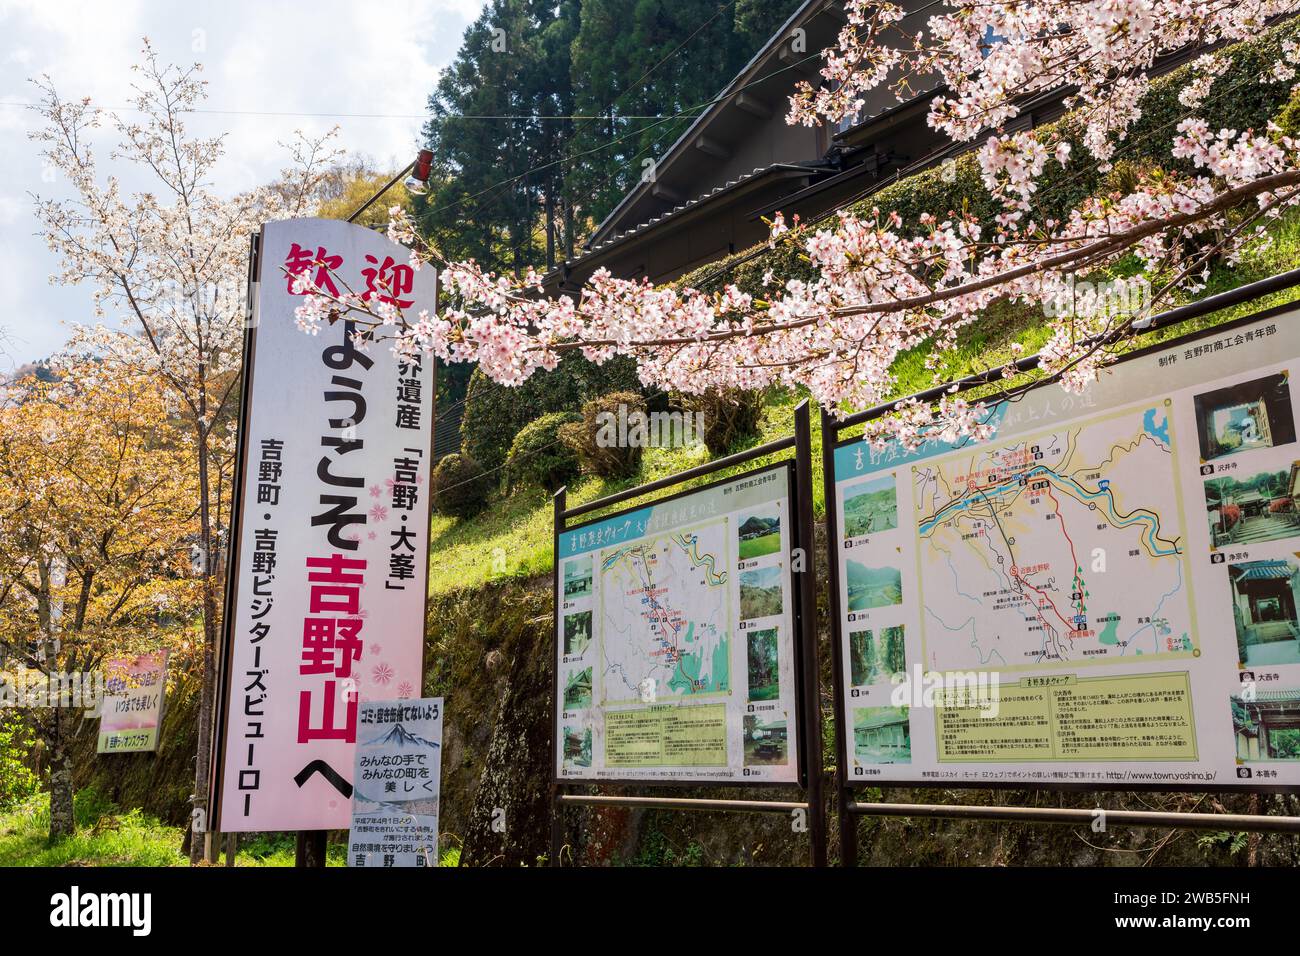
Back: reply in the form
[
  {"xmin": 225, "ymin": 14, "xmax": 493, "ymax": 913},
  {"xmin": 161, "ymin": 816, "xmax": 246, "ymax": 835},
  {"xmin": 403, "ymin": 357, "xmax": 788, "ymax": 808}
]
[
  {"xmin": 0, "ymin": 100, "xmax": 680, "ymax": 121},
  {"xmin": 424, "ymin": 45, "xmax": 828, "ymax": 220}
]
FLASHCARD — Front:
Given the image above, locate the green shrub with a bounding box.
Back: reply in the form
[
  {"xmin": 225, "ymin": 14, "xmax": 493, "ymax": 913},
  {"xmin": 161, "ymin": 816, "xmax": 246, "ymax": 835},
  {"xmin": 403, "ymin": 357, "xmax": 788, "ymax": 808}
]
[
  {"xmin": 681, "ymin": 387, "xmax": 766, "ymax": 456},
  {"xmin": 431, "ymin": 452, "xmax": 493, "ymax": 519},
  {"xmin": 560, "ymin": 391, "xmax": 647, "ymax": 479},
  {"xmin": 459, "ymin": 354, "xmax": 642, "ymax": 475},
  {"xmin": 73, "ymin": 785, "xmax": 116, "ymax": 828},
  {"xmin": 0, "ymin": 712, "xmax": 39, "ymax": 810},
  {"xmin": 507, "ymin": 411, "xmax": 581, "ymax": 491}
]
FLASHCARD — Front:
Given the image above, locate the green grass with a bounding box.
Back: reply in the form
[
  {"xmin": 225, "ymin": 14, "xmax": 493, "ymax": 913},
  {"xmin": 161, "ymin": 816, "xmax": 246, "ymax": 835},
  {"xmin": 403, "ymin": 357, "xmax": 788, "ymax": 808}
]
[
  {"xmin": 0, "ymin": 790, "xmax": 351, "ymax": 867},
  {"xmin": 428, "ymin": 211, "xmax": 1300, "ymax": 597},
  {"xmin": 738, "ymin": 531, "xmax": 781, "ymax": 559},
  {"xmin": 0, "ymin": 793, "xmax": 189, "ymax": 867},
  {"xmin": 429, "ymin": 391, "xmax": 826, "ymax": 594}
]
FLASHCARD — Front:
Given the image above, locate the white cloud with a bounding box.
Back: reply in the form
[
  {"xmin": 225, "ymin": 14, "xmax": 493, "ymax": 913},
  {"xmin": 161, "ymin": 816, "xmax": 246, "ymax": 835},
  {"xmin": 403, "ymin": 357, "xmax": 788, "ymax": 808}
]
[{"xmin": 0, "ymin": 0, "xmax": 484, "ymax": 362}]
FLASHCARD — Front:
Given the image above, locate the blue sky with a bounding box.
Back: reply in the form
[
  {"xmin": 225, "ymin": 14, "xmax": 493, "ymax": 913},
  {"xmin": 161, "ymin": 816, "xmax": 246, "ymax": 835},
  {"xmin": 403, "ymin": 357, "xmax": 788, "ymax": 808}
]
[{"xmin": 0, "ymin": 0, "xmax": 486, "ymax": 367}]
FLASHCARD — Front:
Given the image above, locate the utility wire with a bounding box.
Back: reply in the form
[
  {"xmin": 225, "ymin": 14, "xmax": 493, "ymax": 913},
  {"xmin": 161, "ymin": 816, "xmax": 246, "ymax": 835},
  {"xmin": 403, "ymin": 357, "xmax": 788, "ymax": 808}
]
[
  {"xmin": 424, "ymin": 0, "xmax": 958, "ymax": 252},
  {"xmin": 424, "ymin": 46, "xmax": 829, "ymax": 220},
  {"xmin": 0, "ymin": 100, "xmax": 686, "ymax": 121}
]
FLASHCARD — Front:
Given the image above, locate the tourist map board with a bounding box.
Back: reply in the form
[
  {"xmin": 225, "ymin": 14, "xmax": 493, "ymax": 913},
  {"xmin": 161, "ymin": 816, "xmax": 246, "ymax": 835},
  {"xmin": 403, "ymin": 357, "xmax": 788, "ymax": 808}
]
[
  {"xmin": 555, "ymin": 464, "xmax": 800, "ymax": 783},
  {"xmin": 832, "ymin": 307, "xmax": 1300, "ymax": 790}
]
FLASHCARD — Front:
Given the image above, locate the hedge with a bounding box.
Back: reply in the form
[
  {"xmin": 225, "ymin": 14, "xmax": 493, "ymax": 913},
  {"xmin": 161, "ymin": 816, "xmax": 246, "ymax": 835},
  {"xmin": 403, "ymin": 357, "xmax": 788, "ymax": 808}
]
[
  {"xmin": 431, "ymin": 452, "xmax": 494, "ymax": 519},
  {"xmin": 507, "ymin": 411, "xmax": 581, "ymax": 491},
  {"xmin": 459, "ymin": 353, "xmax": 643, "ymax": 476}
]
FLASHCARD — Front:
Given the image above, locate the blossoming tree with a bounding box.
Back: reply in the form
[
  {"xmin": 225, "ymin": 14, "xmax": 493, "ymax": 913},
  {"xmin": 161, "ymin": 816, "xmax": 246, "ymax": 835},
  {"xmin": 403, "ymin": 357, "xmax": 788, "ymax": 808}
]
[
  {"xmin": 30, "ymin": 42, "xmax": 340, "ymax": 858},
  {"xmin": 297, "ymin": 0, "xmax": 1300, "ymax": 448},
  {"xmin": 0, "ymin": 363, "xmax": 197, "ymax": 840}
]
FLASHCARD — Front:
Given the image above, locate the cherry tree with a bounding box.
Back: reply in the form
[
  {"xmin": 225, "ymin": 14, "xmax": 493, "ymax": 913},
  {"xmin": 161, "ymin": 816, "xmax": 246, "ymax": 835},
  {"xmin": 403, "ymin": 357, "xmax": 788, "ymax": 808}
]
[
  {"xmin": 30, "ymin": 42, "xmax": 341, "ymax": 859},
  {"xmin": 296, "ymin": 0, "xmax": 1300, "ymax": 448},
  {"xmin": 0, "ymin": 363, "xmax": 197, "ymax": 840}
]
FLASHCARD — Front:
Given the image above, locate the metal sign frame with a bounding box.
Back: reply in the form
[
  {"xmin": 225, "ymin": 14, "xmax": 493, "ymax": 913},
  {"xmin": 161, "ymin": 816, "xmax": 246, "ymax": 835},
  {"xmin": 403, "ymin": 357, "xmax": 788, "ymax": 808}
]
[{"xmin": 549, "ymin": 400, "xmax": 827, "ymax": 866}]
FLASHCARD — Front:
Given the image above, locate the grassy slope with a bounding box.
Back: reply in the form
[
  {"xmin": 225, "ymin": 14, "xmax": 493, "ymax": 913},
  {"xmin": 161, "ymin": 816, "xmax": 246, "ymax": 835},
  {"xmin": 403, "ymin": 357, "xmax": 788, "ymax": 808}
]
[
  {"xmin": 428, "ymin": 213, "xmax": 1300, "ymax": 596},
  {"xmin": 0, "ymin": 789, "xmax": 467, "ymax": 866},
  {"xmin": 0, "ymin": 791, "xmax": 352, "ymax": 866},
  {"xmin": 427, "ymin": 392, "xmax": 824, "ymax": 592}
]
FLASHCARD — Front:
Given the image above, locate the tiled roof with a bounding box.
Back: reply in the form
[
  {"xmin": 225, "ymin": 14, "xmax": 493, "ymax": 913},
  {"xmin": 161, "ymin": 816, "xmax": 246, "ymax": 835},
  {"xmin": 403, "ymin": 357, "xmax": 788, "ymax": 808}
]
[
  {"xmin": 1233, "ymin": 560, "xmax": 1296, "ymax": 581},
  {"xmin": 562, "ymin": 162, "xmax": 823, "ymax": 268}
]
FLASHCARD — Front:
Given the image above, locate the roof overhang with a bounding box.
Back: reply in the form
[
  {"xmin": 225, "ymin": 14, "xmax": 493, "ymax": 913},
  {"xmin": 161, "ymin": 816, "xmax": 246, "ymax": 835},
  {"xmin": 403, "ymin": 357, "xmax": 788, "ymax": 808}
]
[
  {"xmin": 542, "ymin": 162, "xmax": 825, "ymax": 295},
  {"xmin": 587, "ymin": 0, "xmax": 842, "ymax": 245}
]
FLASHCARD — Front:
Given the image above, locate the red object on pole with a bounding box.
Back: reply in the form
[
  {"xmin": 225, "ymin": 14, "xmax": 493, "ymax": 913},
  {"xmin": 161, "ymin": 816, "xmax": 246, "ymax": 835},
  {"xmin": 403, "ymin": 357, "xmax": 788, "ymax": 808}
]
[{"xmin": 413, "ymin": 149, "xmax": 434, "ymax": 184}]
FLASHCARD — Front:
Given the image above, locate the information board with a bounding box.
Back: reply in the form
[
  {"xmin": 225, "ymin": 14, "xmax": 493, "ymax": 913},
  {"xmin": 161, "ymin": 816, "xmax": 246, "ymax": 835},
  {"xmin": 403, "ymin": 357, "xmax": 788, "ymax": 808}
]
[
  {"xmin": 832, "ymin": 306, "xmax": 1300, "ymax": 791},
  {"xmin": 348, "ymin": 697, "xmax": 443, "ymax": 867},
  {"xmin": 555, "ymin": 463, "xmax": 801, "ymax": 783},
  {"xmin": 97, "ymin": 651, "xmax": 168, "ymax": 754}
]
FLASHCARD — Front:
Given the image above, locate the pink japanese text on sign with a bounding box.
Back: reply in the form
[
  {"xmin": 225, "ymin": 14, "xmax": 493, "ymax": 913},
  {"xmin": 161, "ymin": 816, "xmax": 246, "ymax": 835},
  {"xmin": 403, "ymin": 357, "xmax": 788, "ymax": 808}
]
[{"xmin": 211, "ymin": 218, "xmax": 435, "ymax": 832}]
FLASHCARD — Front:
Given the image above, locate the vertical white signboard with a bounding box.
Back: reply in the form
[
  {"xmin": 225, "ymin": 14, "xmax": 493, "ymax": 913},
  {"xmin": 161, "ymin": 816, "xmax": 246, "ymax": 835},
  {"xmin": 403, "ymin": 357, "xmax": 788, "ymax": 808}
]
[{"xmin": 213, "ymin": 218, "xmax": 435, "ymax": 832}]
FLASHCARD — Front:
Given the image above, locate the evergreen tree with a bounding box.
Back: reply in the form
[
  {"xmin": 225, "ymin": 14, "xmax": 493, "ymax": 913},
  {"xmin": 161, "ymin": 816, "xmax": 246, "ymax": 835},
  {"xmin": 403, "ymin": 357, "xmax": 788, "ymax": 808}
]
[
  {"xmin": 421, "ymin": 0, "xmax": 801, "ymax": 272},
  {"xmin": 566, "ymin": 0, "xmax": 800, "ymax": 229},
  {"xmin": 421, "ymin": 0, "xmax": 581, "ymax": 273}
]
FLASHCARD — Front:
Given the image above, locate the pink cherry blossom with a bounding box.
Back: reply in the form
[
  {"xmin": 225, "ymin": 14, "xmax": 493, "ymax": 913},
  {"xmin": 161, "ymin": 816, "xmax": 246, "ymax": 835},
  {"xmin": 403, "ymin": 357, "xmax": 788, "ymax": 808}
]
[{"xmin": 286, "ymin": 3, "xmax": 1300, "ymax": 446}]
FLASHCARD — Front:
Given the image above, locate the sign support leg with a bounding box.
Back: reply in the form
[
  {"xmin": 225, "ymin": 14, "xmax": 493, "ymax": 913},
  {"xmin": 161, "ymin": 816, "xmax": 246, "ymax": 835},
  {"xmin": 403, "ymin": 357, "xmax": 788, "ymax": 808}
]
[
  {"xmin": 820, "ymin": 408, "xmax": 859, "ymax": 867},
  {"xmin": 295, "ymin": 830, "xmax": 327, "ymax": 868},
  {"xmin": 550, "ymin": 487, "xmax": 566, "ymax": 867},
  {"xmin": 794, "ymin": 401, "xmax": 827, "ymax": 867}
]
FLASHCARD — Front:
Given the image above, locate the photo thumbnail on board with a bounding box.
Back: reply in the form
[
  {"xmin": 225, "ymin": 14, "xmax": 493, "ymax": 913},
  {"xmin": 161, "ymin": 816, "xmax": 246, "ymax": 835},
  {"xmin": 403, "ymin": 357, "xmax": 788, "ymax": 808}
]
[
  {"xmin": 842, "ymin": 475, "xmax": 898, "ymax": 538},
  {"xmin": 563, "ymin": 555, "xmax": 593, "ymax": 600},
  {"xmin": 1228, "ymin": 558, "xmax": 1300, "ymax": 667},
  {"xmin": 1231, "ymin": 687, "xmax": 1300, "ymax": 761},
  {"xmin": 1205, "ymin": 464, "xmax": 1300, "ymax": 549},
  {"xmin": 563, "ymin": 667, "xmax": 592, "ymax": 710},
  {"xmin": 853, "ymin": 706, "xmax": 911, "ymax": 765},
  {"xmin": 739, "ymin": 565, "xmax": 784, "ymax": 619},
  {"xmin": 562, "ymin": 725, "xmax": 592, "ymax": 768},
  {"xmin": 849, "ymin": 625, "xmax": 907, "ymax": 687},
  {"xmin": 563, "ymin": 610, "xmax": 593, "ymax": 657},
  {"xmin": 743, "ymin": 714, "xmax": 789, "ymax": 766},
  {"xmin": 737, "ymin": 509, "xmax": 782, "ymax": 559},
  {"xmin": 845, "ymin": 561, "xmax": 903, "ymax": 611},
  {"xmin": 1194, "ymin": 371, "xmax": 1296, "ymax": 462},
  {"xmin": 746, "ymin": 626, "xmax": 781, "ymax": 701}
]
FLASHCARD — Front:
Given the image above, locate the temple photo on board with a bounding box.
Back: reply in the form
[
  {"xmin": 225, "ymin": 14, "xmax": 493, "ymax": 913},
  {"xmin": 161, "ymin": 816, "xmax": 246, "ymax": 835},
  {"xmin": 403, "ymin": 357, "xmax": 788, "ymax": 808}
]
[
  {"xmin": 1232, "ymin": 689, "xmax": 1300, "ymax": 761},
  {"xmin": 1194, "ymin": 372, "xmax": 1297, "ymax": 462},
  {"xmin": 1228, "ymin": 558, "xmax": 1300, "ymax": 666},
  {"xmin": 1204, "ymin": 463, "xmax": 1300, "ymax": 548}
]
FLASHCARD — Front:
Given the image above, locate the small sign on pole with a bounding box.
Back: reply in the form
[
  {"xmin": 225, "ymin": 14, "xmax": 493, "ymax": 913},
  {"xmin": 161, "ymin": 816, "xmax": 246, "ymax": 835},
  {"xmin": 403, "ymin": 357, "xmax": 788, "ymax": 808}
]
[
  {"xmin": 97, "ymin": 650, "xmax": 169, "ymax": 754},
  {"xmin": 347, "ymin": 697, "xmax": 443, "ymax": 867}
]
